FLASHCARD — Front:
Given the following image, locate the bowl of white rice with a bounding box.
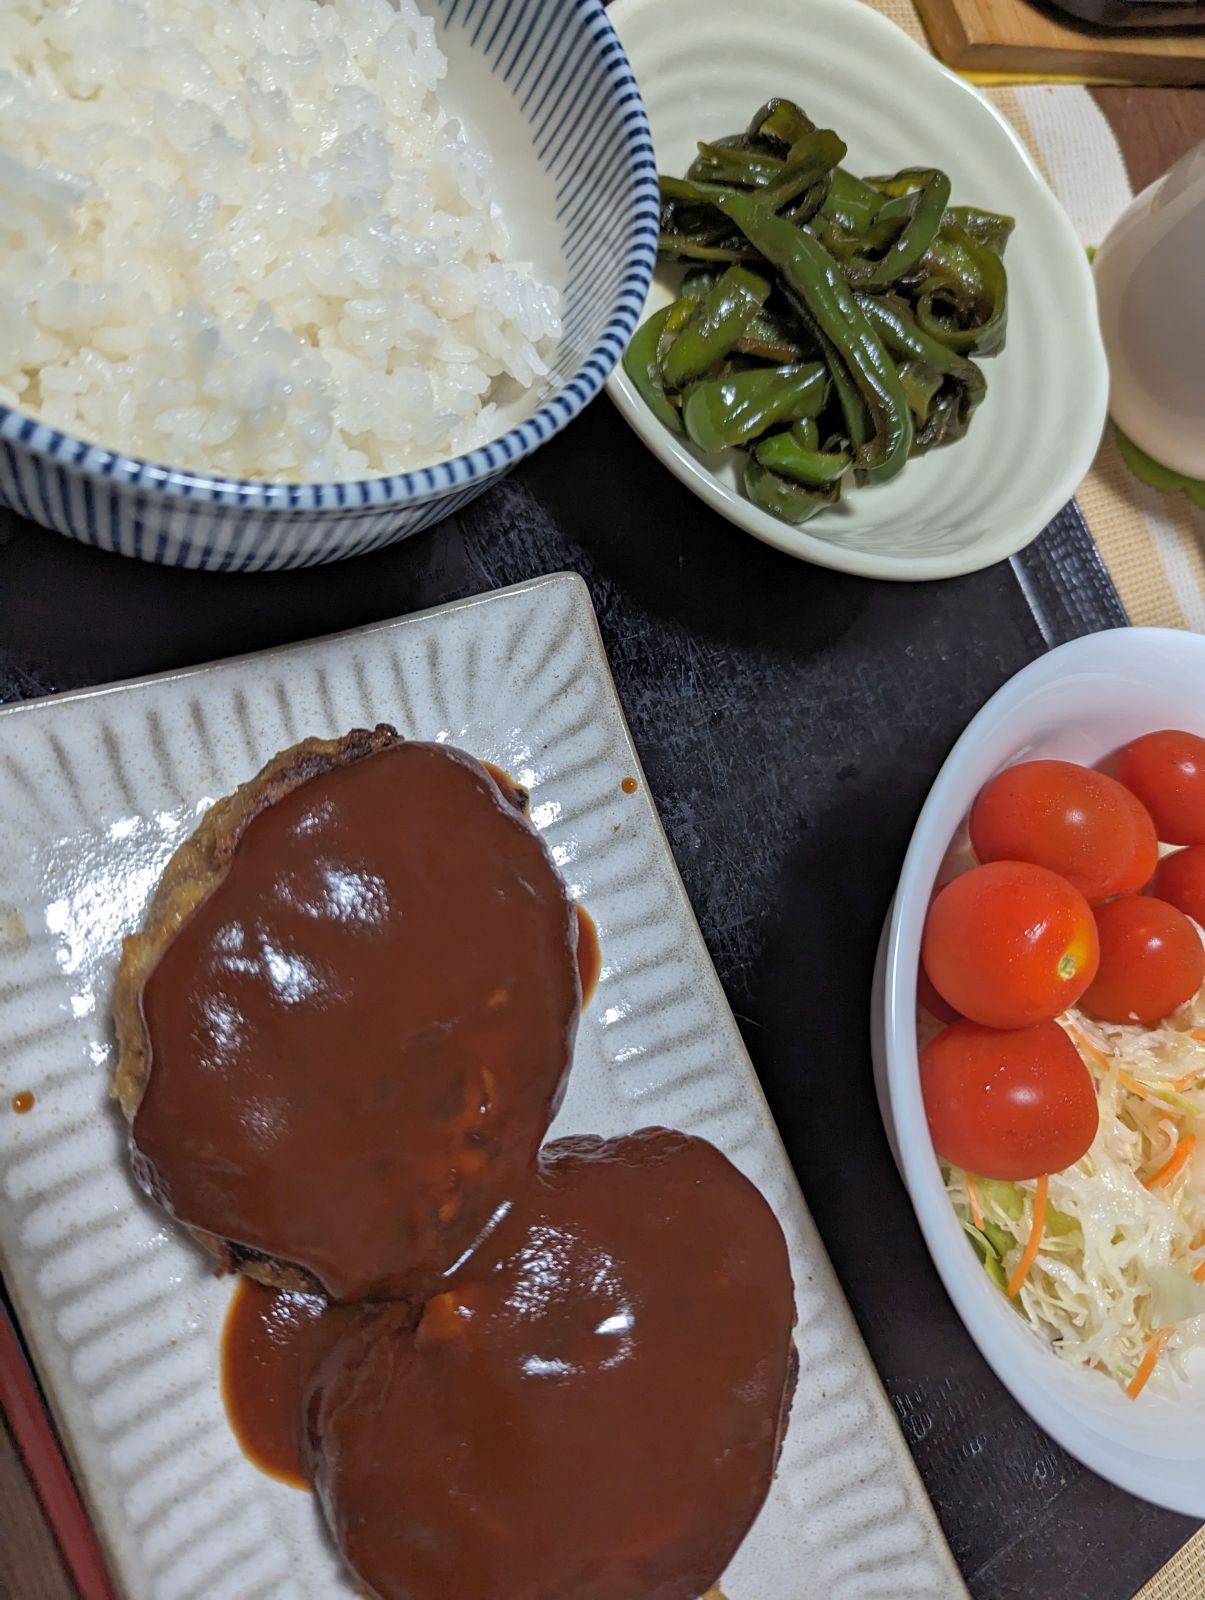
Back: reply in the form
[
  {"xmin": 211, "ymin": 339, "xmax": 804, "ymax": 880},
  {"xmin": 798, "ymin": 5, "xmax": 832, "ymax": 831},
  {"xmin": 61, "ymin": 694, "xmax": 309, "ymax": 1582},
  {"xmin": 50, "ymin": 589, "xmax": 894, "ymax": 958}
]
[{"xmin": 0, "ymin": 0, "xmax": 658, "ymax": 571}]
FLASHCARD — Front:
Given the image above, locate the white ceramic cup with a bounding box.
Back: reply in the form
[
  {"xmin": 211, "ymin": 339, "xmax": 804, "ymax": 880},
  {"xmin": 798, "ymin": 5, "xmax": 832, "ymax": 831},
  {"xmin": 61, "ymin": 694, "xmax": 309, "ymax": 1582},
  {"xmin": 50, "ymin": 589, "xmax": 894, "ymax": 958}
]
[{"xmin": 1094, "ymin": 139, "xmax": 1205, "ymax": 479}]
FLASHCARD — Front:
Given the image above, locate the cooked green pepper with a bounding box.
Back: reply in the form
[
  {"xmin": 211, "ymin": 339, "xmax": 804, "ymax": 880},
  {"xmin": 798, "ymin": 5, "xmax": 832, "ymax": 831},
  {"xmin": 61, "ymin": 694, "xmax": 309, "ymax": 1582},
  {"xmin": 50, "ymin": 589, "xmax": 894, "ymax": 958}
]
[
  {"xmin": 733, "ymin": 301, "xmax": 811, "ymax": 363},
  {"xmin": 681, "ymin": 267, "xmax": 722, "ymax": 301},
  {"xmin": 622, "ymin": 300, "xmax": 694, "ymax": 432},
  {"xmin": 913, "ymin": 225, "xmax": 1008, "ymax": 356},
  {"xmin": 754, "ymin": 429, "xmax": 850, "ymax": 486},
  {"xmin": 818, "ymin": 186, "xmax": 911, "ymax": 261},
  {"xmin": 628, "ymin": 99, "xmax": 1010, "ymax": 528},
  {"xmin": 657, "ymin": 232, "xmax": 757, "ymax": 264},
  {"xmin": 897, "ymin": 357, "xmax": 944, "ymax": 425},
  {"xmin": 911, "ymin": 389, "xmax": 973, "ymax": 452},
  {"xmin": 655, "ymin": 296, "xmax": 695, "ymax": 369},
  {"xmin": 681, "ymin": 362, "xmax": 827, "ymax": 451},
  {"xmin": 787, "ymin": 300, "xmax": 872, "ymax": 456},
  {"xmin": 856, "ymin": 292, "xmax": 982, "ymax": 384},
  {"xmin": 820, "ymin": 166, "xmax": 886, "ymax": 234},
  {"xmin": 856, "ymin": 292, "xmax": 986, "ymax": 450},
  {"xmin": 661, "ymin": 265, "xmax": 771, "ymax": 389},
  {"xmin": 780, "ymin": 181, "xmax": 832, "ymax": 228},
  {"xmin": 689, "ymin": 140, "xmax": 784, "ymax": 189},
  {"xmin": 942, "ymin": 204, "xmax": 1015, "ymax": 259},
  {"xmin": 658, "ymin": 191, "xmax": 757, "ymax": 262},
  {"xmin": 746, "ymin": 98, "xmax": 816, "ymax": 152},
  {"xmin": 744, "ymin": 457, "xmax": 839, "ymax": 523},
  {"xmin": 854, "ymin": 168, "xmax": 951, "ymax": 288},
  {"xmin": 756, "ymin": 128, "xmax": 846, "ymax": 213},
  {"xmin": 660, "ymin": 178, "xmax": 913, "ymax": 480}
]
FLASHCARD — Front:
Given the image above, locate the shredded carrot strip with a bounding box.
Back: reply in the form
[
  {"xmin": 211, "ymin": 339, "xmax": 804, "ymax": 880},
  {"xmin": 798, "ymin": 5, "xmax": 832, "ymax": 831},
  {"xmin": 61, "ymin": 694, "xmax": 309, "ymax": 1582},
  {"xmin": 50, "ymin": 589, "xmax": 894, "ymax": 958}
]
[
  {"xmin": 1067, "ymin": 1026, "xmax": 1110, "ymax": 1069},
  {"xmin": 1127, "ymin": 1329, "xmax": 1173, "ymax": 1401},
  {"xmin": 1192, "ymin": 1030, "xmax": 1205, "ymax": 1043},
  {"xmin": 1144, "ymin": 1134, "xmax": 1197, "ymax": 1191},
  {"xmin": 1006, "ymin": 1174, "xmax": 1049, "ymax": 1300},
  {"xmin": 965, "ymin": 1172, "xmax": 984, "ymax": 1231},
  {"xmin": 1115, "ymin": 1068, "xmax": 1180, "ymax": 1106},
  {"xmin": 1193, "ymin": 1260, "xmax": 1205, "ymax": 1286},
  {"xmin": 1069, "ymin": 1023, "xmax": 1195, "ymax": 1102}
]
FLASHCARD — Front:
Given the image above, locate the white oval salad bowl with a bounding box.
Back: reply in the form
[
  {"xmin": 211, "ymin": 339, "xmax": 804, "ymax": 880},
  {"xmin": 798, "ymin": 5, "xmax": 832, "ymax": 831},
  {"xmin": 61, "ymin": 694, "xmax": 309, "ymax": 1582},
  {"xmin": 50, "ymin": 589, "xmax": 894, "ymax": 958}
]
[{"xmin": 872, "ymin": 626, "xmax": 1205, "ymax": 1517}]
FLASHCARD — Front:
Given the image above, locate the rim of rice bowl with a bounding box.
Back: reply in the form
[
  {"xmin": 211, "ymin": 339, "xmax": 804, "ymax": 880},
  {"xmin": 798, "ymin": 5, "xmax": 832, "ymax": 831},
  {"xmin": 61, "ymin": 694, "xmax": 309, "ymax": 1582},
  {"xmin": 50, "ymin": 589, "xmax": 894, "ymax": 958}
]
[{"xmin": 0, "ymin": 0, "xmax": 659, "ymax": 511}]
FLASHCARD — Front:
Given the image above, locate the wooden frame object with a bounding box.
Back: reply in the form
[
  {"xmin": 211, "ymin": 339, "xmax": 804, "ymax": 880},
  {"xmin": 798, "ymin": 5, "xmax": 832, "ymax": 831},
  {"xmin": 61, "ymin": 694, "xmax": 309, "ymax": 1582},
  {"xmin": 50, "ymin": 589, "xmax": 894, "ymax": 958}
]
[{"xmin": 914, "ymin": 0, "xmax": 1205, "ymax": 84}]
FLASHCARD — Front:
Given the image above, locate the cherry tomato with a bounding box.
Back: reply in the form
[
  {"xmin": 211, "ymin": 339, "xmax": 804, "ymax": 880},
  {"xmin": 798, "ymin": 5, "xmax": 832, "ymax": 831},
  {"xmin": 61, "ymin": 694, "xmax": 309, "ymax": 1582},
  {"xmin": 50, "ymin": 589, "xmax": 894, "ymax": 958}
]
[
  {"xmin": 1113, "ymin": 785, "xmax": 1159, "ymax": 894},
  {"xmin": 1116, "ymin": 730, "xmax": 1205, "ymax": 846},
  {"xmin": 1080, "ymin": 895, "xmax": 1205, "ymax": 1025},
  {"xmin": 920, "ymin": 1020, "xmax": 1098, "ymax": 1180},
  {"xmin": 922, "ymin": 861, "xmax": 1099, "ymax": 1029},
  {"xmin": 918, "ymin": 966, "xmax": 960, "ymax": 1024},
  {"xmin": 1151, "ymin": 845, "xmax": 1205, "ymax": 930},
  {"xmin": 970, "ymin": 759, "xmax": 1157, "ymax": 904}
]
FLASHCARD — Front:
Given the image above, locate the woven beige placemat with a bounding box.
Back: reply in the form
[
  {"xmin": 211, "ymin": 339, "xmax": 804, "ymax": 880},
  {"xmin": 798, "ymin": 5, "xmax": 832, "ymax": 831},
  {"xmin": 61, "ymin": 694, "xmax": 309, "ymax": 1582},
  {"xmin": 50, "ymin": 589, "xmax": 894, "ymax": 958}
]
[
  {"xmin": 865, "ymin": 0, "xmax": 1205, "ymax": 632},
  {"xmin": 1135, "ymin": 1526, "xmax": 1205, "ymax": 1599},
  {"xmin": 858, "ymin": 6, "xmax": 1205, "ymax": 1592}
]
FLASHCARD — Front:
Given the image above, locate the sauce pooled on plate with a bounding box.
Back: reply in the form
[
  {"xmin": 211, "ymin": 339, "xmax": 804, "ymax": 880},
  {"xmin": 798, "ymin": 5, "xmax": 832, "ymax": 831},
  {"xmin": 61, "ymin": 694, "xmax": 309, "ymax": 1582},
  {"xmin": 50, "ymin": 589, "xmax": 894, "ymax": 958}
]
[{"xmin": 221, "ymin": 1278, "xmax": 360, "ymax": 1489}]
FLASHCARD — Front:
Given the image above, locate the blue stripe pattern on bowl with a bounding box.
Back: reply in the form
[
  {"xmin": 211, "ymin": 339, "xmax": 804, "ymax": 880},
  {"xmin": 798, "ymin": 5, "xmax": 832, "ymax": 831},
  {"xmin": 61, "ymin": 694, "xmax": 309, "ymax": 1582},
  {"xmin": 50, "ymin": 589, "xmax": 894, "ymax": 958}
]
[{"xmin": 0, "ymin": 0, "xmax": 659, "ymax": 572}]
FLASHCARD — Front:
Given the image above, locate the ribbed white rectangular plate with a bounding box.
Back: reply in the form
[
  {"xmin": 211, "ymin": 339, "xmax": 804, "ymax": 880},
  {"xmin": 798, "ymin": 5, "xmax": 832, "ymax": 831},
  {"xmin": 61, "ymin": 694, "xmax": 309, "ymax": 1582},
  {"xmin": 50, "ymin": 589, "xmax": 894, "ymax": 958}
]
[{"xmin": 0, "ymin": 572, "xmax": 966, "ymax": 1600}]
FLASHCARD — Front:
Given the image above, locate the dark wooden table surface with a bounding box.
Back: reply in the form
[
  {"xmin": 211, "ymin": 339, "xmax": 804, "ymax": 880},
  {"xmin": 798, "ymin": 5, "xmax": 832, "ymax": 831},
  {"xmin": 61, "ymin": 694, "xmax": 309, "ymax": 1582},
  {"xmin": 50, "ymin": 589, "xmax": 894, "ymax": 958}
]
[{"xmin": 2, "ymin": 78, "xmax": 1203, "ymax": 1600}]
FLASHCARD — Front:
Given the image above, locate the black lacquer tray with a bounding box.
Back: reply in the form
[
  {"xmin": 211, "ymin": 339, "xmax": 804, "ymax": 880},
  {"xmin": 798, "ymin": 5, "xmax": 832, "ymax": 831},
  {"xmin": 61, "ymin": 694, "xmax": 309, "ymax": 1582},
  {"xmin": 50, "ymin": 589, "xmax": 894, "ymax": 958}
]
[{"xmin": 0, "ymin": 395, "xmax": 1193, "ymax": 1600}]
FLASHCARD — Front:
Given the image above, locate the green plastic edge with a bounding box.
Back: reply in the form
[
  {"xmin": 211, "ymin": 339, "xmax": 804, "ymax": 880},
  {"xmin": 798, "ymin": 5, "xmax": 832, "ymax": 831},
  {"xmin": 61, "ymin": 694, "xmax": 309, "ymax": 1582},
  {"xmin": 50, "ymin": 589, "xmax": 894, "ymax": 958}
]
[{"xmin": 1116, "ymin": 427, "xmax": 1205, "ymax": 510}]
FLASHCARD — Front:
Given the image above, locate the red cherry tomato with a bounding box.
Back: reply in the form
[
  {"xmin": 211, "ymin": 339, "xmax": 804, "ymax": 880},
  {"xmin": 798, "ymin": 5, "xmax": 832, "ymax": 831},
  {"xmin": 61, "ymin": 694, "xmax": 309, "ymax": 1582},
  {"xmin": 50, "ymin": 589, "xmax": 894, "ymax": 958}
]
[
  {"xmin": 920, "ymin": 1020, "xmax": 1099, "ymax": 1180},
  {"xmin": 1113, "ymin": 785, "xmax": 1159, "ymax": 894},
  {"xmin": 1151, "ymin": 845, "xmax": 1205, "ymax": 930},
  {"xmin": 918, "ymin": 966, "xmax": 960, "ymax": 1024},
  {"xmin": 922, "ymin": 861, "xmax": 1099, "ymax": 1029},
  {"xmin": 1116, "ymin": 730, "xmax": 1205, "ymax": 847},
  {"xmin": 970, "ymin": 759, "xmax": 1157, "ymax": 905},
  {"xmin": 1080, "ymin": 896, "xmax": 1205, "ymax": 1025}
]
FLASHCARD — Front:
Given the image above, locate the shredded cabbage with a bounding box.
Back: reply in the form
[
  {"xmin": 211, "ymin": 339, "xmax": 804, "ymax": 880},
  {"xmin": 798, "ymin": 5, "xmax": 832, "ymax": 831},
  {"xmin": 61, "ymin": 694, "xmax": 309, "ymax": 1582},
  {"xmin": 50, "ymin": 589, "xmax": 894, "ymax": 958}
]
[{"xmin": 942, "ymin": 953, "xmax": 1205, "ymax": 1398}]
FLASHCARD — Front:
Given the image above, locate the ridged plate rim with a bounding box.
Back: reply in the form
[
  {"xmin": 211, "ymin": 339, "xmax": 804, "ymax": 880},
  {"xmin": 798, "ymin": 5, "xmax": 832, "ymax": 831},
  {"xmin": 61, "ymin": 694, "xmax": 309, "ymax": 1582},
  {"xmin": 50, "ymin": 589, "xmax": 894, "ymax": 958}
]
[{"xmin": 0, "ymin": 572, "xmax": 967, "ymax": 1598}]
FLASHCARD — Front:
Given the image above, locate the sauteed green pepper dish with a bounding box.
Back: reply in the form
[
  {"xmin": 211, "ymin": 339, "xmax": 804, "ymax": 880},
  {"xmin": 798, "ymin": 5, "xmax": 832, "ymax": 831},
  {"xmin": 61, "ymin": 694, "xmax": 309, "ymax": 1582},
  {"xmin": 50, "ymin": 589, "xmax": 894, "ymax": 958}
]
[{"xmin": 623, "ymin": 99, "xmax": 1013, "ymax": 527}]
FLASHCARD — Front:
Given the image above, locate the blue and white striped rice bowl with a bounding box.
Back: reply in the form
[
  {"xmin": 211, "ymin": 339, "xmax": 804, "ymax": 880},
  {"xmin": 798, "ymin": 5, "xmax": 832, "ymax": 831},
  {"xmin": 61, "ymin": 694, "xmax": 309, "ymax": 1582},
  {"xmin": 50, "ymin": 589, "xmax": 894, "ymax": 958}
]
[{"xmin": 0, "ymin": 0, "xmax": 658, "ymax": 573}]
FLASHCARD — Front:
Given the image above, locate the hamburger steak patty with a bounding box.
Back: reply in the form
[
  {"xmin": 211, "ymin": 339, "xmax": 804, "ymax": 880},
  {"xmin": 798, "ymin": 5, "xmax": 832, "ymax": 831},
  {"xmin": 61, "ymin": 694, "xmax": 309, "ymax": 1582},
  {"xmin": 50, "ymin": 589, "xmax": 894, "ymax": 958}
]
[
  {"xmin": 112, "ymin": 727, "xmax": 581, "ymax": 1302},
  {"xmin": 305, "ymin": 1128, "xmax": 797, "ymax": 1600}
]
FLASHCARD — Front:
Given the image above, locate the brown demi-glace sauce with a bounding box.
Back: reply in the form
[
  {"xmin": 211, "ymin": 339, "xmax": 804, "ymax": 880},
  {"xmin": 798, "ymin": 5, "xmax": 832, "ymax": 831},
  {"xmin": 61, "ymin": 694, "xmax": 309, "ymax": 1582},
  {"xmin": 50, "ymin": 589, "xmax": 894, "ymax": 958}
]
[
  {"xmin": 220, "ymin": 901, "xmax": 601, "ymax": 1489},
  {"xmin": 10, "ymin": 1090, "xmax": 34, "ymax": 1114},
  {"xmin": 481, "ymin": 761, "xmax": 528, "ymax": 814},
  {"xmin": 306, "ymin": 1129, "xmax": 796, "ymax": 1600},
  {"xmin": 133, "ymin": 741, "xmax": 581, "ymax": 1304},
  {"xmin": 221, "ymin": 1279, "xmax": 359, "ymax": 1489},
  {"xmin": 196, "ymin": 743, "xmax": 785, "ymax": 1600},
  {"xmin": 484, "ymin": 763, "xmax": 600, "ymax": 1004},
  {"xmin": 221, "ymin": 897, "xmax": 601, "ymax": 1486},
  {"xmin": 575, "ymin": 904, "xmax": 600, "ymax": 1006}
]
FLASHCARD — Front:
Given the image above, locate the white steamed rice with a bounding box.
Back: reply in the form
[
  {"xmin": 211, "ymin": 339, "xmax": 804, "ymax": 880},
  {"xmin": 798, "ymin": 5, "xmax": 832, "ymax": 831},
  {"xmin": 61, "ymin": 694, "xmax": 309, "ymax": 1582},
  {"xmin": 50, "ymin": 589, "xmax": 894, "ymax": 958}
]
[{"xmin": 0, "ymin": 0, "xmax": 562, "ymax": 482}]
